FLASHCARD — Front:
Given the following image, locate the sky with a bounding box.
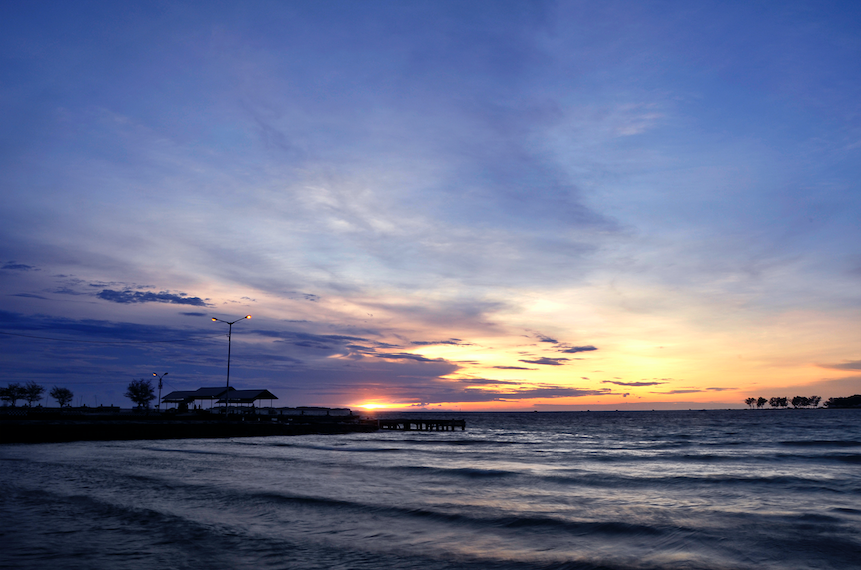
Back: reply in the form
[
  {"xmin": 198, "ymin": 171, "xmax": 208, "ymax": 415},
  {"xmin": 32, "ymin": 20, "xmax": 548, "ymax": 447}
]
[{"xmin": 1, "ymin": 0, "xmax": 859, "ymax": 411}]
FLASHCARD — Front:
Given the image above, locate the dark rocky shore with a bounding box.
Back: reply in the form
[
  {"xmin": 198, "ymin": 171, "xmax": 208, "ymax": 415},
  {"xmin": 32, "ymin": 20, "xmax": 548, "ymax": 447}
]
[{"xmin": 0, "ymin": 409, "xmax": 379, "ymax": 444}]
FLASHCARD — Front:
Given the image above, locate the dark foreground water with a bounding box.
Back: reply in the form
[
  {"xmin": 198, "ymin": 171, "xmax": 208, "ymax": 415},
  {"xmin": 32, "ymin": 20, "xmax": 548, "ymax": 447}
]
[{"xmin": 1, "ymin": 410, "xmax": 860, "ymax": 570}]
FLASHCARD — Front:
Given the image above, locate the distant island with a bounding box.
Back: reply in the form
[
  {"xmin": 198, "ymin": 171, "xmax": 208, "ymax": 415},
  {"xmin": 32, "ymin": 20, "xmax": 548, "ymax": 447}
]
[
  {"xmin": 743, "ymin": 394, "xmax": 861, "ymax": 409},
  {"xmin": 821, "ymin": 395, "xmax": 861, "ymax": 409}
]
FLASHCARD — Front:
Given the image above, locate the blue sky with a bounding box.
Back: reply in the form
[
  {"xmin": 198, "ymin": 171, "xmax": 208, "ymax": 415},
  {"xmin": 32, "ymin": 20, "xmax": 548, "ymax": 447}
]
[{"xmin": 1, "ymin": 1, "xmax": 859, "ymax": 409}]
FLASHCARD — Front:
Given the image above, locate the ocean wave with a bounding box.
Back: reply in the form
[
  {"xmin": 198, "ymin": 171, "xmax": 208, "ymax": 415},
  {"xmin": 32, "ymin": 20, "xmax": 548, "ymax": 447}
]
[
  {"xmin": 778, "ymin": 439, "xmax": 861, "ymax": 447},
  {"xmin": 244, "ymin": 489, "xmax": 674, "ymax": 538},
  {"xmin": 258, "ymin": 441, "xmax": 405, "ymax": 453}
]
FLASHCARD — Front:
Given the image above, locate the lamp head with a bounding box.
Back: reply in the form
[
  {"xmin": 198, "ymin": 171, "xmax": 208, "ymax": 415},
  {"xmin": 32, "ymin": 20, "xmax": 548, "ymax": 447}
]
[
  {"xmin": 212, "ymin": 317, "xmax": 217, "ymax": 321},
  {"xmin": 245, "ymin": 315, "xmax": 252, "ymax": 319}
]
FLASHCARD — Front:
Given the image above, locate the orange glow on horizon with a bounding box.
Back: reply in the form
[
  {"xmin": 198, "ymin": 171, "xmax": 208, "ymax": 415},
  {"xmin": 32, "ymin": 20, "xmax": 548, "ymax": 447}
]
[{"xmin": 357, "ymin": 403, "xmax": 392, "ymax": 410}]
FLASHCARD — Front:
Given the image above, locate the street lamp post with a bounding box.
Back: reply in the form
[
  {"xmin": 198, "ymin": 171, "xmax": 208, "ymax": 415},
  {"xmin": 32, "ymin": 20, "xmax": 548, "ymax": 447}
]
[
  {"xmin": 153, "ymin": 372, "xmax": 168, "ymax": 412},
  {"xmin": 212, "ymin": 315, "xmax": 251, "ymax": 415}
]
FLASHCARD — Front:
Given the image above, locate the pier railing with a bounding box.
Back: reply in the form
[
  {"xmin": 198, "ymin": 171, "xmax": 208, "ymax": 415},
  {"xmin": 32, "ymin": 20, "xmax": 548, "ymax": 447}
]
[{"xmin": 378, "ymin": 418, "xmax": 465, "ymax": 431}]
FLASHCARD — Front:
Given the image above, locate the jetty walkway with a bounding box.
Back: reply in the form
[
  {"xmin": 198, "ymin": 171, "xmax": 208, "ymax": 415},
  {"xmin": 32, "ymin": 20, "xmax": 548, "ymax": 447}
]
[{"xmin": 0, "ymin": 408, "xmax": 466, "ymax": 443}]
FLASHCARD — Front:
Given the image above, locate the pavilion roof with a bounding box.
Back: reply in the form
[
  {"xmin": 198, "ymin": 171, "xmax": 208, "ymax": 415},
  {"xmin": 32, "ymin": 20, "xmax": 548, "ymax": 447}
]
[
  {"xmin": 161, "ymin": 390, "xmax": 197, "ymax": 403},
  {"xmin": 218, "ymin": 389, "xmax": 279, "ymax": 404},
  {"xmin": 190, "ymin": 387, "xmax": 235, "ymax": 400},
  {"xmin": 161, "ymin": 387, "xmax": 236, "ymax": 403}
]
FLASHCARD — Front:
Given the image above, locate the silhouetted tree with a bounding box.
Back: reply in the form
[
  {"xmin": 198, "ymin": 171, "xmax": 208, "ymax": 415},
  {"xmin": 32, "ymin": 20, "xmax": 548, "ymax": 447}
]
[
  {"xmin": 756, "ymin": 397, "xmax": 767, "ymax": 409},
  {"xmin": 745, "ymin": 398, "xmax": 756, "ymax": 408},
  {"xmin": 769, "ymin": 396, "xmax": 788, "ymax": 408},
  {"xmin": 0, "ymin": 383, "xmax": 26, "ymax": 407},
  {"xmin": 809, "ymin": 395, "xmax": 821, "ymax": 408},
  {"xmin": 791, "ymin": 396, "xmax": 810, "ymax": 408},
  {"xmin": 824, "ymin": 395, "xmax": 861, "ymax": 408},
  {"xmin": 23, "ymin": 381, "xmax": 45, "ymax": 406},
  {"xmin": 125, "ymin": 379, "xmax": 156, "ymax": 409},
  {"xmin": 50, "ymin": 386, "xmax": 74, "ymax": 407}
]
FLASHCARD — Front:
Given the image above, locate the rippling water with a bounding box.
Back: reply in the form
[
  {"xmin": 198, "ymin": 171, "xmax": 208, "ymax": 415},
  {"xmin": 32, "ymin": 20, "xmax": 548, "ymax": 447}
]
[{"xmin": 2, "ymin": 410, "xmax": 860, "ymax": 569}]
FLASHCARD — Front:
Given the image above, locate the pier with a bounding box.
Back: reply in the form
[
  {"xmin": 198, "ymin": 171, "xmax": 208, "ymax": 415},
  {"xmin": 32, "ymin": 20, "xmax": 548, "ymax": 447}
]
[
  {"xmin": 378, "ymin": 418, "xmax": 465, "ymax": 431},
  {"xmin": 0, "ymin": 408, "xmax": 466, "ymax": 443}
]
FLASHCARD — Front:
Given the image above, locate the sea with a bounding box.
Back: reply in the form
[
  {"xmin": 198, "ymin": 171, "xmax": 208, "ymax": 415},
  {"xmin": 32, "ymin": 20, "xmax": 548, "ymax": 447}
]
[{"xmin": 1, "ymin": 409, "xmax": 860, "ymax": 570}]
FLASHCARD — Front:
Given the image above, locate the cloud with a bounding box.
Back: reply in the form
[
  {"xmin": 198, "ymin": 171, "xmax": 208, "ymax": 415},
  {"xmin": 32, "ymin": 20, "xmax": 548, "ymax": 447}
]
[
  {"xmin": 289, "ymin": 332, "xmax": 374, "ymax": 344},
  {"xmin": 2, "ymin": 263, "xmax": 35, "ymax": 271},
  {"xmin": 603, "ymin": 380, "xmax": 666, "ymax": 387},
  {"xmin": 374, "ymin": 352, "xmax": 447, "ymax": 363},
  {"xmin": 0, "ymin": 309, "xmax": 211, "ymax": 343},
  {"xmin": 254, "ymin": 331, "xmax": 392, "ymax": 359},
  {"xmin": 818, "ymin": 360, "xmax": 861, "ymax": 371},
  {"xmin": 454, "ymin": 377, "xmax": 522, "ymax": 386},
  {"xmin": 181, "ymin": 312, "xmax": 207, "ymax": 317},
  {"xmin": 345, "ymin": 344, "xmax": 379, "ymax": 355},
  {"xmin": 492, "ymin": 365, "xmax": 536, "ymax": 370},
  {"xmin": 10, "ymin": 293, "xmax": 47, "ymax": 299},
  {"xmin": 469, "ymin": 386, "xmax": 611, "ymax": 401},
  {"xmin": 560, "ymin": 345, "xmax": 597, "ymax": 354},
  {"xmin": 412, "ymin": 338, "xmax": 471, "ymax": 346},
  {"xmin": 293, "ymin": 341, "xmax": 333, "ymax": 349},
  {"xmin": 519, "ymin": 357, "xmax": 569, "ymax": 366},
  {"xmin": 97, "ymin": 289, "xmax": 209, "ymax": 306},
  {"xmin": 53, "ymin": 287, "xmax": 87, "ymax": 296},
  {"xmin": 635, "ymin": 382, "xmax": 735, "ymax": 394},
  {"xmin": 352, "ymin": 379, "xmax": 615, "ymax": 404}
]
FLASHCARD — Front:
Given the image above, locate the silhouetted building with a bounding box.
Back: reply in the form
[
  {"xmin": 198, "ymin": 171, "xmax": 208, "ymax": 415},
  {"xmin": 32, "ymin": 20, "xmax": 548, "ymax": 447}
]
[
  {"xmin": 217, "ymin": 389, "xmax": 278, "ymax": 408},
  {"xmin": 161, "ymin": 387, "xmax": 237, "ymax": 410}
]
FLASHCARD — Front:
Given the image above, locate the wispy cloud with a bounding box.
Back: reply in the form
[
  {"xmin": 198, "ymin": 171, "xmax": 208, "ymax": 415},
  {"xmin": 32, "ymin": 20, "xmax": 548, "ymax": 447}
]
[
  {"xmin": 2, "ymin": 263, "xmax": 35, "ymax": 271},
  {"xmin": 519, "ymin": 357, "xmax": 569, "ymax": 366},
  {"xmin": 374, "ymin": 353, "xmax": 449, "ymax": 363},
  {"xmin": 97, "ymin": 290, "xmax": 209, "ymax": 306},
  {"xmin": 560, "ymin": 345, "xmax": 598, "ymax": 354},
  {"xmin": 411, "ymin": 339, "xmax": 471, "ymax": 346},
  {"xmin": 818, "ymin": 360, "xmax": 861, "ymax": 371}
]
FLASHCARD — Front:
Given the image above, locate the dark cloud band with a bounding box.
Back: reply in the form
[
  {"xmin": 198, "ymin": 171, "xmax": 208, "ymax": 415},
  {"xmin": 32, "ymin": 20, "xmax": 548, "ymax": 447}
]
[{"xmin": 97, "ymin": 289, "xmax": 208, "ymax": 306}]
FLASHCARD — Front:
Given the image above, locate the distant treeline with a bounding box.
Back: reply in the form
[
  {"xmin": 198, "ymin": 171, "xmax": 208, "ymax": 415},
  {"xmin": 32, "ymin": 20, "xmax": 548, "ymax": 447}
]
[
  {"xmin": 0, "ymin": 382, "xmax": 73, "ymax": 407},
  {"xmin": 821, "ymin": 395, "xmax": 861, "ymax": 409},
  {"xmin": 744, "ymin": 395, "xmax": 861, "ymax": 409},
  {"xmin": 2, "ymin": 379, "xmax": 152, "ymax": 409}
]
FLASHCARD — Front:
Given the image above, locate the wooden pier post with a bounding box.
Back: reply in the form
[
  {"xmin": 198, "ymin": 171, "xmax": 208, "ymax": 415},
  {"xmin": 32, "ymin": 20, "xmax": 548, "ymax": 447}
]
[{"xmin": 377, "ymin": 418, "xmax": 465, "ymax": 431}]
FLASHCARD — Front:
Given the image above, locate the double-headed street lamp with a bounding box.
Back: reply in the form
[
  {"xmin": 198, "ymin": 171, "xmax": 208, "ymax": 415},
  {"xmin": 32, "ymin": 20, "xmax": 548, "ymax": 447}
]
[
  {"xmin": 153, "ymin": 372, "xmax": 168, "ymax": 411},
  {"xmin": 212, "ymin": 315, "xmax": 251, "ymax": 414}
]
